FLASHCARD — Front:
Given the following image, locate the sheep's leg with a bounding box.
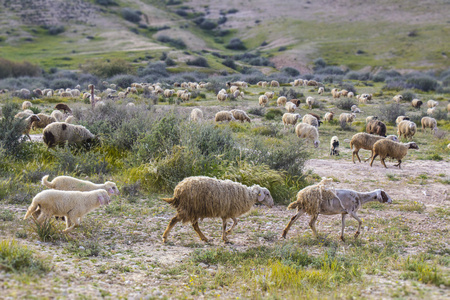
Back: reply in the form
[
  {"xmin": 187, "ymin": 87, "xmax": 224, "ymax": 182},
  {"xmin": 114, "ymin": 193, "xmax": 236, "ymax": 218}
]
[
  {"xmin": 394, "ymin": 160, "xmax": 402, "ymax": 169},
  {"xmin": 281, "ymin": 209, "xmax": 304, "ymax": 238},
  {"xmin": 192, "ymin": 220, "xmax": 209, "ymax": 242},
  {"xmin": 221, "ymin": 218, "xmax": 230, "ymax": 243},
  {"xmin": 226, "ymin": 217, "xmax": 238, "ymax": 235},
  {"xmin": 162, "ymin": 215, "xmax": 181, "ymax": 243},
  {"xmin": 309, "ymin": 215, "xmax": 319, "ymax": 238},
  {"xmin": 363, "ymin": 150, "xmax": 373, "ymax": 162},
  {"xmin": 354, "ymin": 151, "xmax": 362, "ymax": 163},
  {"xmin": 350, "ymin": 212, "xmax": 363, "ymax": 238},
  {"xmin": 340, "ymin": 214, "xmax": 347, "ymax": 242},
  {"xmin": 380, "ymin": 157, "xmax": 388, "ymax": 168},
  {"xmin": 369, "ymin": 154, "xmax": 378, "ymax": 167},
  {"xmin": 35, "ymin": 211, "xmax": 49, "ymax": 224}
]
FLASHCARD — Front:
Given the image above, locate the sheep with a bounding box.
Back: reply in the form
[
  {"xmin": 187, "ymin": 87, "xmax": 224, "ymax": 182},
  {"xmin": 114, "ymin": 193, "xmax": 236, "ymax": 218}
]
[
  {"xmin": 163, "ymin": 89, "xmax": 175, "ymax": 98},
  {"xmin": 229, "ymin": 86, "xmax": 239, "ymax": 94},
  {"xmin": 302, "ymin": 114, "xmax": 319, "ymax": 128},
  {"xmin": 295, "ymin": 123, "xmax": 320, "ymax": 148},
  {"xmin": 397, "ymin": 120, "xmax": 416, "ymax": 140},
  {"xmin": 190, "ymin": 108, "xmax": 203, "ymax": 122},
  {"xmin": 324, "ymin": 112, "xmax": 334, "ymax": 122},
  {"xmin": 306, "ymin": 80, "xmax": 319, "ymax": 86},
  {"xmin": 317, "ymin": 87, "xmax": 324, "ymax": 95},
  {"xmin": 282, "ymin": 113, "xmax": 301, "ymax": 131},
  {"xmin": 215, "ymin": 111, "xmax": 235, "ymax": 122},
  {"xmin": 24, "ymin": 189, "xmax": 111, "ymax": 233},
  {"xmin": 161, "ymin": 176, "xmax": 273, "ymax": 243},
  {"xmin": 412, "ymin": 99, "xmax": 423, "ymax": 109},
  {"xmin": 15, "ymin": 110, "xmax": 33, "ymax": 119},
  {"xmin": 22, "ymin": 101, "xmax": 32, "ymax": 110},
  {"xmin": 351, "ymin": 105, "xmax": 362, "ymax": 113},
  {"xmin": 395, "ymin": 116, "xmax": 410, "ymax": 125},
  {"xmin": 217, "ymin": 92, "xmax": 228, "ymax": 102},
  {"xmin": 270, "ymin": 80, "xmax": 280, "ymax": 87},
  {"xmin": 230, "ymin": 109, "xmax": 251, "ymax": 123},
  {"xmin": 264, "ymin": 91, "xmax": 274, "ymax": 99},
  {"xmin": 180, "ymin": 92, "xmax": 191, "ymax": 102},
  {"xmin": 330, "ymin": 136, "xmax": 339, "ymax": 156},
  {"xmin": 41, "ymin": 175, "xmax": 119, "ymax": 195},
  {"xmin": 393, "ymin": 94, "xmax": 403, "ymax": 103},
  {"xmin": 285, "ymin": 102, "xmax": 296, "ymax": 113},
  {"xmin": 65, "ymin": 116, "xmax": 75, "ymax": 124},
  {"xmin": 277, "ymin": 96, "xmax": 287, "ymax": 107},
  {"xmin": 259, "ymin": 95, "xmax": 269, "ymax": 107},
  {"xmin": 282, "ymin": 184, "xmax": 392, "ymax": 241},
  {"xmin": 427, "ymin": 100, "xmax": 438, "ymax": 108},
  {"xmin": 54, "ymin": 103, "xmax": 72, "ymax": 114},
  {"xmin": 331, "ymin": 88, "xmax": 341, "ymax": 99},
  {"xmin": 293, "ymin": 79, "xmax": 303, "ymax": 86},
  {"xmin": 366, "ymin": 116, "xmax": 378, "ymax": 123},
  {"xmin": 347, "ymin": 92, "xmax": 354, "ymax": 98},
  {"xmin": 290, "ymin": 99, "xmax": 301, "ymax": 107},
  {"xmin": 306, "ymin": 96, "xmax": 315, "ymax": 109},
  {"xmin": 232, "ymin": 90, "xmax": 242, "ymax": 99},
  {"xmin": 340, "ymin": 89, "xmax": 349, "ymax": 97},
  {"xmin": 43, "ymin": 122, "xmax": 97, "ymax": 148},
  {"xmin": 421, "ymin": 117, "xmax": 437, "ymax": 133},
  {"xmin": 339, "ymin": 113, "xmax": 356, "ymax": 123},
  {"xmin": 427, "ymin": 107, "xmax": 436, "ymax": 115},
  {"xmin": 447, "ymin": 103, "xmax": 450, "ymax": 113},
  {"xmin": 370, "ymin": 139, "xmax": 419, "ymax": 168},
  {"xmin": 50, "ymin": 110, "xmax": 65, "ymax": 122},
  {"xmin": 22, "ymin": 114, "xmax": 41, "ymax": 140},
  {"xmin": 31, "ymin": 113, "xmax": 56, "ymax": 130},
  {"xmin": 366, "ymin": 120, "xmax": 387, "ymax": 137},
  {"xmin": 350, "ymin": 133, "xmax": 399, "ymax": 163},
  {"xmin": 176, "ymin": 89, "xmax": 188, "ymax": 99}
]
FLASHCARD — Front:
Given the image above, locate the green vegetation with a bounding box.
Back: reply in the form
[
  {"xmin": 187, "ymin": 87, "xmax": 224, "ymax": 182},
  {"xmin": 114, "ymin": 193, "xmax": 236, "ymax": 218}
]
[{"xmin": 0, "ymin": 239, "xmax": 48, "ymax": 275}]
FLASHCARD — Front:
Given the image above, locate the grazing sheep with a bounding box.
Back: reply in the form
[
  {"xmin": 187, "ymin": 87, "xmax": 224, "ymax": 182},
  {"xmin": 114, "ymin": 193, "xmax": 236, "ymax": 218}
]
[
  {"xmin": 50, "ymin": 110, "xmax": 65, "ymax": 122},
  {"xmin": 393, "ymin": 95, "xmax": 403, "ymax": 103},
  {"xmin": 306, "ymin": 80, "xmax": 319, "ymax": 87},
  {"xmin": 270, "ymin": 80, "xmax": 280, "ymax": 87},
  {"xmin": 295, "ymin": 123, "xmax": 320, "ymax": 148},
  {"xmin": 331, "ymin": 88, "xmax": 341, "ymax": 99},
  {"xmin": 22, "ymin": 101, "xmax": 32, "ymax": 110},
  {"xmin": 43, "ymin": 122, "xmax": 97, "ymax": 148},
  {"xmin": 22, "ymin": 114, "xmax": 41, "ymax": 140},
  {"xmin": 370, "ymin": 139, "xmax": 419, "ymax": 169},
  {"xmin": 366, "ymin": 120, "xmax": 387, "ymax": 137},
  {"xmin": 161, "ymin": 176, "xmax": 273, "ymax": 243},
  {"xmin": 190, "ymin": 108, "xmax": 203, "ymax": 122},
  {"xmin": 229, "ymin": 86, "xmax": 239, "ymax": 94},
  {"xmin": 285, "ymin": 102, "xmax": 296, "ymax": 113},
  {"xmin": 290, "ymin": 99, "xmax": 301, "ymax": 107},
  {"xmin": 427, "ymin": 107, "xmax": 436, "ymax": 115},
  {"xmin": 32, "ymin": 113, "xmax": 56, "ymax": 130},
  {"xmin": 277, "ymin": 96, "xmax": 287, "ymax": 107},
  {"xmin": 318, "ymin": 87, "xmax": 324, "ymax": 95},
  {"xmin": 340, "ymin": 89, "xmax": 349, "ymax": 97},
  {"xmin": 230, "ymin": 109, "xmax": 251, "ymax": 123},
  {"xmin": 302, "ymin": 114, "xmax": 319, "ymax": 128},
  {"xmin": 264, "ymin": 91, "xmax": 275, "ymax": 99},
  {"xmin": 421, "ymin": 117, "xmax": 437, "ymax": 133},
  {"xmin": 324, "ymin": 112, "xmax": 334, "ymax": 122},
  {"xmin": 306, "ymin": 112, "xmax": 322, "ymax": 123},
  {"xmin": 293, "ymin": 79, "xmax": 303, "ymax": 86},
  {"xmin": 282, "ymin": 185, "xmax": 392, "ymax": 241},
  {"xmin": 180, "ymin": 92, "xmax": 191, "ymax": 102},
  {"xmin": 395, "ymin": 116, "xmax": 410, "ymax": 125},
  {"xmin": 427, "ymin": 100, "xmax": 438, "ymax": 108},
  {"xmin": 217, "ymin": 92, "xmax": 228, "ymax": 102},
  {"xmin": 232, "ymin": 90, "xmax": 243, "ymax": 99},
  {"xmin": 351, "ymin": 105, "xmax": 362, "ymax": 113},
  {"xmin": 54, "ymin": 103, "xmax": 72, "ymax": 114},
  {"xmin": 215, "ymin": 111, "xmax": 235, "ymax": 122},
  {"xmin": 41, "ymin": 175, "xmax": 119, "ymax": 195},
  {"xmin": 339, "ymin": 113, "xmax": 356, "ymax": 123},
  {"xmin": 347, "ymin": 92, "xmax": 354, "ymax": 98},
  {"xmin": 15, "ymin": 110, "xmax": 33, "ymax": 119},
  {"xmin": 259, "ymin": 95, "xmax": 269, "ymax": 107},
  {"xmin": 24, "ymin": 189, "xmax": 111, "ymax": 233},
  {"xmin": 330, "ymin": 136, "xmax": 339, "ymax": 156},
  {"xmin": 163, "ymin": 89, "xmax": 175, "ymax": 98},
  {"xmin": 64, "ymin": 116, "xmax": 75, "ymax": 124},
  {"xmin": 366, "ymin": 116, "xmax": 378, "ymax": 123},
  {"xmin": 397, "ymin": 120, "xmax": 416, "ymax": 140},
  {"xmin": 306, "ymin": 96, "xmax": 315, "ymax": 109},
  {"xmin": 282, "ymin": 113, "xmax": 301, "ymax": 130},
  {"xmin": 350, "ymin": 133, "xmax": 399, "ymax": 163},
  {"xmin": 412, "ymin": 99, "xmax": 423, "ymax": 109}
]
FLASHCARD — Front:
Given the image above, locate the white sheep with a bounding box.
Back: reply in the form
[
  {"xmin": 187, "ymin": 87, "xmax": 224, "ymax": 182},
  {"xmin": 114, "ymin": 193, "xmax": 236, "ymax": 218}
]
[
  {"xmin": 43, "ymin": 122, "xmax": 97, "ymax": 148},
  {"xmin": 339, "ymin": 113, "xmax": 356, "ymax": 123},
  {"xmin": 164, "ymin": 89, "xmax": 175, "ymax": 98},
  {"xmin": 317, "ymin": 87, "xmax": 324, "ymax": 95},
  {"xmin": 270, "ymin": 80, "xmax": 280, "ymax": 87},
  {"xmin": 32, "ymin": 113, "xmax": 56, "ymax": 130},
  {"xmin": 324, "ymin": 112, "xmax": 334, "ymax": 122},
  {"xmin": 190, "ymin": 108, "xmax": 203, "ymax": 122},
  {"xmin": 161, "ymin": 176, "xmax": 273, "ymax": 243},
  {"xmin": 306, "ymin": 96, "xmax": 315, "ymax": 109},
  {"xmin": 285, "ymin": 102, "xmax": 296, "ymax": 113},
  {"xmin": 22, "ymin": 101, "xmax": 32, "ymax": 110},
  {"xmin": 264, "ymin": 91, "xmax": 274, "ymax": 99},
  {"xmin": 330, "ymin": 136, "xmax": 339, "ymax": 156},
  {"xmin": 217, "ymin": 92, "xmax": 228, "ymax": 102},
  {"xmin": 64, "ymin": 116, "xmax": 75, "ymax": 124},
  {"xmin": 421, "ymin": 117, "xmax": 437, "ymax": 133},
  {"xmin": 215, "ymin": 111, "xmax": 235, "ymax": 122},
  {"xmin": 370, "ymin": 139, "xmax": 419, "ymax": 169},
  {"xmin": 397, "ymin": 120, "xmax": 416, "ymax": 140},
  {"xmin": 366, "ymin": 116, "xmax": 378, "ymax": 123},
  {"xmin": 282, "ymin": 113, "xmax": 301, "ymax": 131},
  {"xmin": 351, "ymin": 105, "xmax": 362, "ymax": 113},
  {"xmin": 41, "ymin": 175, "xmax": 119, "ymax": 195},
  {"xmin": 230, "ymin": 109, "xmax": 251, "ymax": 123},
  {"xmin": 295, "ymin": 123, "xmax": 320, "ymax": 148},
  {"xmin": 24, "ymin": 189, "xmax": 111, "ymax": 233},
  {"xmin": 393, "ymin": 94, "xmax": 403, "ymax": 103},
  {"xmin": 259, "ymin": 95, "xmax": 269, "ymax": 107},
  {"xmin": 277, "ymin": 96, "xmax": 287, "ymax": 107},
  {"xmin": 302, "ymin": 114, "xmax": 319, "ymax": 128},
  {"xmin": 427, "ymin": 107, "xmax": 436, "ymax": 115},
  {"xmin": 50, "ymin": 110, "xmax": 65, "ymax": 122},
  {"xmin": 347, "ymin": 92, "xmax": 354, "ymax": 98},
  {"xmin": 331, "ymin": 88, "xmax": 341, "ymax": 99},
  {"xmin": 395, "ymin": 116, "xmax": 410, "ymax": 125},
  {"xmin": 427, "ymin": 100, "xmax": 438, "ymax": 108}
]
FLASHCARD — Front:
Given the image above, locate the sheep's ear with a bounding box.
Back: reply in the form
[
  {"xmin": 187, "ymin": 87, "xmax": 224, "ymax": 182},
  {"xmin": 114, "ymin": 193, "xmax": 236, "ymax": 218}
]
[
  {"xmin": 257, "ymin": 189, "xmax": 265, "ymax": 202},
  {"xmin": 98, "ymin": 195, "xmax": 105, "ymax": 205},
  {"xmin": 108, "ymin": 188, "xmax": 114, "ymax": 194}
]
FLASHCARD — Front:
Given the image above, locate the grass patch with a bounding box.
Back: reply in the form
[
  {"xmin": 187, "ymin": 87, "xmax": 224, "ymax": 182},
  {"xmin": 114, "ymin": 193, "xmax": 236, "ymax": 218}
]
[{"xmin": 0, "ymin": 239, "xmax": 48, "ymax": 275}]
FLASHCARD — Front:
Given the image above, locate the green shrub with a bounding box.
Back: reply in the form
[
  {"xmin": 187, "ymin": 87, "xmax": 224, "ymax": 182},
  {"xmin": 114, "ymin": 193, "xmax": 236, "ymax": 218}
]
[
  {"xmin": 186, "ymin": 57, "xmax": 209, "ymax": 67},
  {"xmin": 0, "ymin": 103, "xmax": 27, "ymax": 155},
  {"xmin": 121, "ymin": 8, "xmax": 141, "ymax": 23},
  {"xmin": 0, "ymin": 58, "xmax": 41, "ymax": 79},
  {"xmin": 380, "ymin": 103, "xmax": 406, "ymax": 124},
  {"xmin": 222, "ymin": 57, "xmax": 237, "ymax": 69},
  {"xmin": 226, "ymin": 38, "xmax": 246, "ymax": 50},
  {"xmin": 81, "ymin": 58, "xmax": 133, "ymax": 78},
  {"xmin": 264, "ymin": 108, "xmax": 284, "ymax": 120},
  {"xmin": 0, "ymin": 239, "xmax": 49, "ymax": 275},
  {"xmin": 407, "ymin": 76, "xmax": 439, "ymax": 92},
  {"xmin": 336, "ymin": 98, "xmax": 356, "ymax": 111},
  {"xmin": 31, "ymin": 219, "xmax": 61, "ymax": 242},
  {"xmin": 402, "ymin": 91, "xmax": 416, "ymax": 101}
]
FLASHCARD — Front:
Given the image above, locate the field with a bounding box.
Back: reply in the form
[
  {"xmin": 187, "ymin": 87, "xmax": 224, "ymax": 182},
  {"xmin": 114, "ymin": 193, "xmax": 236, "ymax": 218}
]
[{"xmin": 0, "ymin": 79, "xmax": 449, "ymax": 299}]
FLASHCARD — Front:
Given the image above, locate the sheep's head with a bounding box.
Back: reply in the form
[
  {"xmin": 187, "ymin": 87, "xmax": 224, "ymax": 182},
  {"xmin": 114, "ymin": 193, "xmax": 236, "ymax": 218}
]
[
  {"xmin": 386, "ymin": 135, "xmax": 399, "ymax": 142},
  {"xmin": 376, "ymin": 189, "xmax": 392, "ymax": 204},
  {"xmin": 407, "ymin": 142, "xmax": 419, "ymax": 150},
  {"xmin": 105, "ymin": 182, "xmax": 120, "ymax": 195},
  {"xmin": 97, "ymin": 191, "xmax": 111, "ymax": 206},
  {"xmin": 252, "ymin": 185, "xmax": 274, "ymax": 208},
  {"xmin": 314, "ymin": 140, "xmax": 320, "ymax": 148}
]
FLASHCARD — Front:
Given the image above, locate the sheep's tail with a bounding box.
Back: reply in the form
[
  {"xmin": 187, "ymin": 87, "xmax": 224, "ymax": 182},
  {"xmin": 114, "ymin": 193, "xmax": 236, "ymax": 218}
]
[
  {"xmin": 24, "ymin": 202, "xmax": 39, "ymax": 220},
  {"xmin": 41, "ymin": 175, "xmax": 55, "ymax": 188},
  {"xmin": 162, "ymin": 197, "xmax": 180, "ymax": 208},
  {"xmin": 349, "ymin": 139, "xmax": 354, "ymax": 150},
  {"xmin": 287, "ymin": 201, "xmax": 299, "ymax": 210}
]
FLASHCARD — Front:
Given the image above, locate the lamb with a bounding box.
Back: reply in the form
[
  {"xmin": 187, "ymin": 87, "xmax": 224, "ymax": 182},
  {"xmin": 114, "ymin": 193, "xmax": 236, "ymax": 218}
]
[
  {"xmin": 43, "ymin": 122, "xmax": 97, "ymax": 148},
  {"xmin": 24, "ymin": 189, "xmax": 111, "ymax": 233},
  {"xmin": 427, "ymin": 100, "xmax": 438, "ymax": 108},
  {"xmin": 264, "ymin": 91, "xmax": 275, "ymax": 99},
  {"xmin": 282, "ymin": 183, "xmax": 392, "ymax": 241},
  {"xmin": 370, "ymin": 139, "xmax": 419, "ymax": 168},
  {"xmin": 282, "ymin": 113, "xmax": 301, "ymax": 130},
  {"xmin": 395, "ymin": 116, "xmax": 410, "ymax": 125},
  {"xmin": 285, "ymin": 102, "xmax": 296, "ymax": 113},
  {"xmin": 277, "ymin": 96, "xmax": 287, "ymax": 107},
  {"xmin": 190, "ymin": 108, "xmax": 203, "ymax": 122},
  {"xmin": 31, "ymin": 113, "xmax": 56, "ymax": 130},
  {"xmin": 302, "ymin": 114, "xmax": 319, "ymax": 128},
  {"xmin": 421, "ymin": 117, "xmax": 437, "ymax": 133},
  {"xmin": 217, "ymin": 92, "xmax": 228, "ymax": 102},
  {"xmin": 318, "ymin": 87, "xmax": 324, "ymax": 95},
  {"xmin": 23, "ymin": 114, "xmax": 41, "ymax": 140},
  {"xmin": 22, "ymin": 101, "xmax": 32, "ymax": 110},
  {"xmin": 270, "ymin": 80, "xmax": 280, "ymax": 87},
  {"xmin": 393, "ymin": 95, "xmax": 403, "ymax": 103},
  {"xmin": 350, "ymin": 133, "xmax": 399, "ymax": 163},
  {"xmin": 397, "ymin": 120, "xmax": 416, "ymax": 140},
  {"xmin": 50, "ymin": 110, "xmax": 65, "ymax": 122},
  {"xmin": 259, "ymin": 95, "xmax": 269, "ymax": 107},
  {"xmin": 330, "ymin": 136, "xmax": 339, "ymax": 156},
  {"xmin": 306, "ymin": 96, "xmax": 315, "ymax": 109},
  {"xmin": 215, "ymin": 111, "xmax": 235, "ymax": 122},
  {"xmin": 324, "ymin": 112, "xmax": 334, "ymax": 122},
  {"xmin": 161, "ymin": 176, "xmax": 273, "ymax": 243},
  {"xmin": 295, "ymin": 123, "xmax": 320, "ymax": 148},
  {"xmin": 230, "ymin": 109, "xmax": 251, "ymax": 123},
  {"xmin": 366, "ymin": 120, "xmax": 387, "ymax": 137},
  {"xmin": 41, "ymin": 175, "xmax": 119, "ymax": 195},
  {"xmin": 339, "ymin": 113, "xmax": 356, "ymax": 123},
  {"xmin": 411, "ymin": 99, "xmax": 423, "ymax": 109},
  {"xmin": 351, "ymin": 105, "xmax": 362, "ymax": 113}
]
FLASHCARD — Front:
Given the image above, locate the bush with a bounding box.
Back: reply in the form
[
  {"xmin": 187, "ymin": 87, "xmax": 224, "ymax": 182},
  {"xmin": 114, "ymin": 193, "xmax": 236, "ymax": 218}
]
[
  {"xmin": 96, "ymin": 0, "xmax": 117, "ymax": 5},
  {"xmin": 165, "ymin": 57, "xmax": 176, "ymax": 66},
  {"xmin": 156, "ymin": 35, "xmax": 186, "ymax": 49},
  {"xmin": 121, "ymin": 8, "xmax": 141, "ymax": 23},
  {"xmin": 265, "ymin": 109, "xmax": 284, "ymax": 120},
  {"xmin": 137, "ymin": 62, "xmax": 168, "ymax": 78},
  {"xmin": 199, "ymin": 19, "xmax": 218, "ymax": 30},
  {"xmin": 50, "ymin": 78, "xmax": 76, "ymax": 89},
  {"xmin": 282, "ymin": 67, "xmax": 300, "ymax": 77},
  {"xmin": 226, "ymin": 38, "xmax": 246, "ymax": 50},
  {"xmin": 402, "ymin": 91, "xmax": 416, "ymax": 102},
  {"xmin": 110, "ymin": 74, "xmax": 138, "ymax": 88},
  {"xmin": 0, "ymin": 58, "xmax": 41, "ymax": 79},
  {"xmin": 175, "ymin": 9, "xmax": 188, "ymax": 17},
  {"xmin": 0, "ymin": 239, "xmax": 49, "ymax": 275},
  {"xmin": 186, "ymin": 57, "xmax": 209, "ymax": 67},
  {"xmin": 0, "ymin": 103, "xmax": 27, "ymax": 155},
  {"xmin": 315, "ymin": 66, "xmax": 346, "ymax": 75},
  {"xmin": 379, "ymin": 103, "xmax": 406, "ymax": 124},
  {"xmin": 82, "ymin": 58, "xmax": 133, "ymax": 78},
  {"xmin": 222, "ymin": 57, "xmax": 237, "ymax": 70},
  {"xmin": 406, "ymin": 76, "xmax": 439, "ymax": 92},
  {"xmin": 339, "ymin": 83, "xmax": 356, "ymax": 94},
  {"xmin": 278, "ymin": 87, "xmax": 303, "ymax": 100},
  {"xmin": 313, "ymin": 58, "xmax": 327, "ymax": 71},
  {"xmin": 336, "ymin": 98, "xmax": 356, "ymax": 111}
]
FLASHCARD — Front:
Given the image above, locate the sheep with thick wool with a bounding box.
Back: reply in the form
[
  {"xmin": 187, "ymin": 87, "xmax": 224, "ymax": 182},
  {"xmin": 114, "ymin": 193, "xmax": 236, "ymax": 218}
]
[
  {"xmin": 190, "ymin": 108, "xmax": 203, "ymax": 122},
  {"xmin": 421, "ymin": 117, "xmax": 437, "ymax": 133},
  {"xmin": 264, "ymin": 91, "xmax": 275, "ymax": 99},
  {"xmin": 15, "ymin": 110, "xmax": 33, "ymax": 119},
  {"xmin": 302, "ymin": 114, "xmax": 319, "ymax": 128},
  {"xmin": 324, "ymin": 112, "xmax": 334, "ymax": 122},
  {"xmin": 163, "ymin": 89, "xmax": 175, "ymax": 98},
  {"xmin": 285, "ymin": 102, "xmax": 296, "ymax": 113},
  {"xmin": 270, "ymin": 80, "xmax": 280, "ymax": 87},
  {"xmin": 427, "ymin": 100, "xmax": 438, "ymax": 108},
  {"xmin": 318, "ymin": 87, "xmax": 324, "ymax": 95},
  {"xmin": 330, "ymin": 136, "xmax": 339, "ymax": 156},
  {"xmin": 370, "ymin": 139, "xmax": 419, "ymax": 169},
  {"xmin": 397, "ymin": 120, "xmax": 416, "ymax": 140},
  {"xmin": 393, "ymin": 95, "xmax": 403, "ymax": 103},
  {"xmin": 50, "ymin": 110, "xmax": 65, "ymax": 122},
  {"xmin": 215, "ymin": 111, "xmax": 235, "ymax": 122},
  {"xmin": 366, "ymin": 120, "xmax": 387, "ymax": 137},
  {"xmin": 22, "ymin": 101, "xmax": 32, "ymax": 110},
  {"xmin": 339, "ymin": 113, "xmax": 356, "ymax": 123},
  {"xmin": 32, "ymin": 113, "xmax": 56, "ymax": 130},
  {"xmin": 412, "ymin": 99, "xmax": 423, "ymax": 109},
  {"xmin": 217, "ymin": 92, "xmax": 228, "ymax": 102},
  {"xmin": 395, "ymin": 116, "xmax": 410, "ymax": 125},
  {"xmin": 24, "ymin": 189, "xmax": 111, "ymax": 233},
  {"xmin": 366, "ymin": 116, "xmax": 378, "ymax": 123},
  {"xmin": 230, "ymin": 109, "xmax": 251, "ymax": 123},
  {"xmin": 350, "ymin": 133, "xmax": 399, "ymax": 163},
  {"xmin": 259, "ymin": 95, "xmax": 269, "ymax": 107},
  {"xmin": 22, "ymin": 114, "xmax": 41, "ymax": 140},
  {"xmin": 295, "ymin": 123, "xmax": 320, "ymax": 148},
  {"xmin": 282, "ymin": 113, "xmax": 301, "ymax": 131},
  {"xmin": 331, "ymin": 88, "xmax": 341, "ymax": 99},
  {"xmin": 43, "ymin": 122, "xmax": 97, "ymax": 148},
  {"xmin": 162, "ymin": 176, "xmax": 273, "ymax": 243},
  {"xmin": 351, "ymin": 105, "xmax": 362, "ymax": 113},
  {"xmin": 277, "ymin": 96, "xmax": 287, "ymax": 107},
  {"xmin": 306, "ymin": 96, "xmax": 315, "ymax": 109},
  {"xmin": 42, "ymin": 175, "xmax": 119, "ymax": 195}
]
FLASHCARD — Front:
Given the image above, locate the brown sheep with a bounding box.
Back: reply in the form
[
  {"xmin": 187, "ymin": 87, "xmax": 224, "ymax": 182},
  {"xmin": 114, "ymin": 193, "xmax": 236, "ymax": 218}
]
[
  {"xmin": 55, "ymin": 103, "xmax": 72, "ymax": 114},
  {"xmin": 349, "ymin": 133, "xmax": 398, "ymax": 163},
  {"xmin": 411, "ymin": 99, "xmax": 423, "ymax": 109},
  {"xmin": 397, "ymin": 120, "xmax": 417, "ymax": 140},
  {"xmin": 421, "ymin": 117, "xmax": 437, "ymax": 133},
  {"xmin": 366, "ymin": 120, "xmax": 387, "ymax": 137},
  {"xmin": 370, "ymin": 140, "xmax": 419, "ymax": 169},
  {"xmin": 290, "ymin": 99, "xmax": 301, "ymax": 107}
]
